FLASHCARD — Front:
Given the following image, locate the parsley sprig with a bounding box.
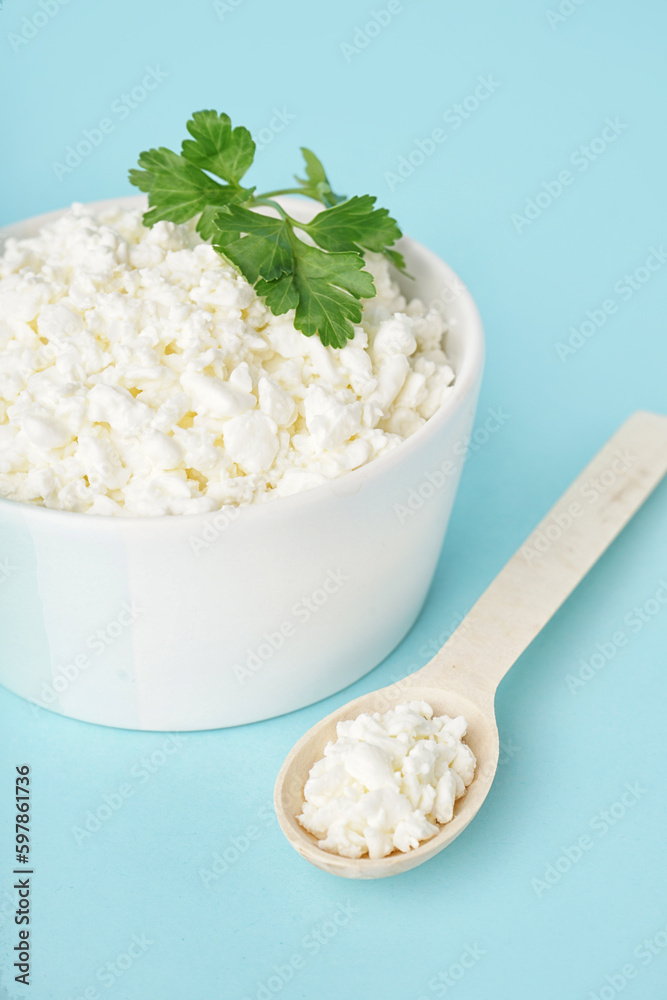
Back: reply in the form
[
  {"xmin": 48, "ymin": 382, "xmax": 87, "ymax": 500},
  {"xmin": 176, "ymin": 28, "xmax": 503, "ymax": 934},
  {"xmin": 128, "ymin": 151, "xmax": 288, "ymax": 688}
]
[{"xmin": 129, "ymin": 110, "xmax": 406, "ymax": 347}]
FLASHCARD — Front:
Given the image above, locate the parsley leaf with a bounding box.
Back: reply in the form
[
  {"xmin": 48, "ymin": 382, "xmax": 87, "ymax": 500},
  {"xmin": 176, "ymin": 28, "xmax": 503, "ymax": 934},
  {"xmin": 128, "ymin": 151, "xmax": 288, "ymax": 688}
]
[
  {"xmin": 130, "ymin": 110, "xmax": 406, "ymax": 346},
  {"xmin": 129, "ymin": 147, "xmax": 252, "ymax": 228},
  {"xmin": 212, "ymin": 206, "xmax": 375, "ymax": 346},
  {"xmin": 211, "ymin": 206, "xmax": 293, "ymax": 284},
  {"xmin": 129, "ymin": 148, "xmax": 231, "ymax": 225},
  {"xmin": 303, "ymin": 195, "xmax": 407, "ymax": 271},
  {"xmin": 255, "ymin": 272, "xmax": 298, "ymax": 315},
  {"xmin": 294, "ymin": 148, "xmax": 345, "ymax": 208},
  {"xmin": 181, "ymin": 110, "xmax": 255, "ymax": 185},
  {"xmin": 288, "ymin": 243, "xmax": 375, "ymax": 348}
]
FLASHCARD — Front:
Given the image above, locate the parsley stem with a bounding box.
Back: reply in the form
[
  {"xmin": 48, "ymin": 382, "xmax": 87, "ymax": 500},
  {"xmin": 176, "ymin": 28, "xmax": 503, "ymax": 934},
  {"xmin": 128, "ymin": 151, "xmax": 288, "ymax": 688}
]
[
  {"xmin": 250, "ymin": 198, "xmax": 309, "ymax": 235},
  {"xmin": 250, "ymin": 197, "xmax": 288, "ymax": 218},
  {"xmin": 259, "ymin": 187, "xmax": 313, "ymax": 199}
]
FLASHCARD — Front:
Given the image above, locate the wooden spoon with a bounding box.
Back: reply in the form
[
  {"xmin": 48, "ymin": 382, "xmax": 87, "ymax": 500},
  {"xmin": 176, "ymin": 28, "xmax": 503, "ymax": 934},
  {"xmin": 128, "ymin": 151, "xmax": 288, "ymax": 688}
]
[{"xmin": 274, "ymin": 411, "xmax": 667, "ymax": 878}]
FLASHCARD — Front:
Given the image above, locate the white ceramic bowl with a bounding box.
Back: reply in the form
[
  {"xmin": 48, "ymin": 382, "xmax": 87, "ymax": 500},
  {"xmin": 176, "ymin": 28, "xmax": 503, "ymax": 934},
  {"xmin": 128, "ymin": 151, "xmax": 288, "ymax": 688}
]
[{"xmin": 0, "ymin": 196, "xmax": 484, "ymax": 730}]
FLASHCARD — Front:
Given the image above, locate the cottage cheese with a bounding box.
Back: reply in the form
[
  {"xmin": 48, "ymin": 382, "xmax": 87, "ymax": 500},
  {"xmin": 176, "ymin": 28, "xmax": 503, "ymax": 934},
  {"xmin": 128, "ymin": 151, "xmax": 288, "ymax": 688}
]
[
  {"xmin": 0, "ymin": 204, "xmax": 455, "ymax": 516},
  {"xmin": 298, "ymin": 701, "xmax": 476, "ymax": 859}
]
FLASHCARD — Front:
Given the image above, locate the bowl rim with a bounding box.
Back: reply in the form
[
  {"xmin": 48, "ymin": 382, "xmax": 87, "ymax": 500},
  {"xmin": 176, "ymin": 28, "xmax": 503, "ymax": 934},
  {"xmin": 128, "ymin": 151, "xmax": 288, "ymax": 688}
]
[{"xmin": 0, "ymin": 194, "xmax": 485, "ymax": 529}]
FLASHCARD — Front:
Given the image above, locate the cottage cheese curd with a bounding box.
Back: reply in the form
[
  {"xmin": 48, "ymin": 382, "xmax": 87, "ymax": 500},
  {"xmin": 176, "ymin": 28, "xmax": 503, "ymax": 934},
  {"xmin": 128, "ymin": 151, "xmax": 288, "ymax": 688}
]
[
  {"xmin": 0, "ymin": 204, "xmax": 455, "ymax": 515},
  {"xmin": 298, "ymin": 701, "xmax": 476, "ymax": 859}
]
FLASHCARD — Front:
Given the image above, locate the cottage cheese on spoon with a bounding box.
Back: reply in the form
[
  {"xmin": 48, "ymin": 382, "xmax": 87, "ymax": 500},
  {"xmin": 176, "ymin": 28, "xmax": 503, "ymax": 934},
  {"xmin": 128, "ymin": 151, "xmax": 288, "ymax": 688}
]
[
  {"xmin": 298, "ymin": 701, "xmax": 476, "ymax": 859},
  {"xmin": 0, "ymin": 204, "xmax": 454, "ymax": 515}
]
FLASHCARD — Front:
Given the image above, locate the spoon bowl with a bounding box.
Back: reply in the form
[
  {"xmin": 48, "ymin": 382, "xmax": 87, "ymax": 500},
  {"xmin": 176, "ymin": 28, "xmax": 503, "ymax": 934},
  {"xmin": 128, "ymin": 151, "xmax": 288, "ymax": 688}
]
[
  {"xmin": 275, "ymin": 412, "xmax": 667, "ymax": 878},
  {"xmin": 275, "ymin": 682, "xmax": 499, "ymax": 878}
]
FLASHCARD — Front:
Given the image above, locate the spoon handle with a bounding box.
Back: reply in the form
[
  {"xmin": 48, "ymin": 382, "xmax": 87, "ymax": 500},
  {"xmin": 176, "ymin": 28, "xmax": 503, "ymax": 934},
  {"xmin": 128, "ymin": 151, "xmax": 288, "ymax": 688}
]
[{"xmin": 418, "ymin": 411, "xmax": 667, "ymax": 696}]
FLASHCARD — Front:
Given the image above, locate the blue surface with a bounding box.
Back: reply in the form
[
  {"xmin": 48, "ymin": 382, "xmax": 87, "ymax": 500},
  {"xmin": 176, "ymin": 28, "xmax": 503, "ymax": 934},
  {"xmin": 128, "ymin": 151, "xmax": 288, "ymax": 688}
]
[{"xmin": 1, "ymin": 1, "xmax": 667, "ymax": 998}]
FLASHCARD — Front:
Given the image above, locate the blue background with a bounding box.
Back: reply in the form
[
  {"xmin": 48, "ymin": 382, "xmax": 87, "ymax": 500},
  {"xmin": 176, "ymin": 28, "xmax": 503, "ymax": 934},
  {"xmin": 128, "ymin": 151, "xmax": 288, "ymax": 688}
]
[{"xmin": 1, "ymin": 0, "xmax": 667, "ymax": 998}]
